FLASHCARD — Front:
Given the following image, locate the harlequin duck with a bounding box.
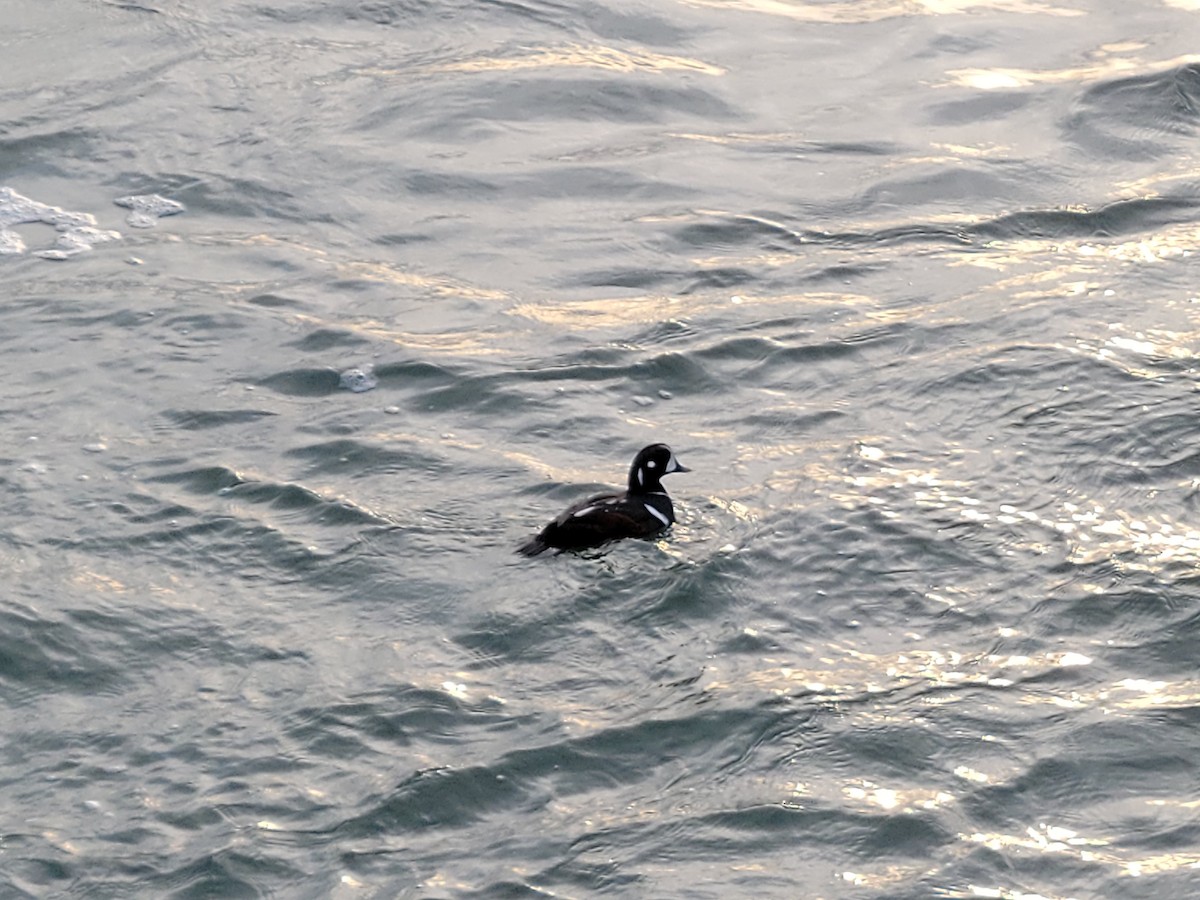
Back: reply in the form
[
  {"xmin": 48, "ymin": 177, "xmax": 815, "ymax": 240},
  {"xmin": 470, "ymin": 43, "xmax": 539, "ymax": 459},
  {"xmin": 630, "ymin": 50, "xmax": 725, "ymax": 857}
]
[{"xmin": 517, "ymin": 443, "xmax": 690, "ymax": 557}]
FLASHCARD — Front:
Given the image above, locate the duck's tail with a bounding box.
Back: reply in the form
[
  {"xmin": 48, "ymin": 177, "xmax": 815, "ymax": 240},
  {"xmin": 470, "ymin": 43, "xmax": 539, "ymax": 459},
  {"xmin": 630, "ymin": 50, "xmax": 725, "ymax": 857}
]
[{"xmin": 516, "ymin": 536, "xmax": 550, "ymax": 557}]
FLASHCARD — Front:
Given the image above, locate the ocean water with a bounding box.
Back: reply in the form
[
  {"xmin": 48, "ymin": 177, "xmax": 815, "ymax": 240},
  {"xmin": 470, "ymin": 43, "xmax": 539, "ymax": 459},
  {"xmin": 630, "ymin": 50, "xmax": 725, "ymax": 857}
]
[{"xmin": 2, "ymin": 0, "xmax": 1200, "ymax": 897}]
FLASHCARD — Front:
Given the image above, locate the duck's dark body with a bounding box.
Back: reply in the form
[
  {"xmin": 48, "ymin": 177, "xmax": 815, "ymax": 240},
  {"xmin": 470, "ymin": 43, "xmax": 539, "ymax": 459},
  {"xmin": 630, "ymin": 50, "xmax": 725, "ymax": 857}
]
[{"xmin": 517, "ymin": 444, "xmax": 689, "ymax": 557}]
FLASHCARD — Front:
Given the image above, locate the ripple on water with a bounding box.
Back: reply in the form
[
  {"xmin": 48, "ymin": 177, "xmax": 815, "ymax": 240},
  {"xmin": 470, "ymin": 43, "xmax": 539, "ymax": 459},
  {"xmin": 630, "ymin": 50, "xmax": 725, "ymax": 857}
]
[
  {"xmin": 161, "ymin": 408, "xmax": 279, "ymax": 431},
  {"xmin": 0, "ymin": 603, "xmax": 128, "ymax": 702},
  {"xmin": 1068, "ymin": 61, "xmax": 1200, "ymax": 161}
]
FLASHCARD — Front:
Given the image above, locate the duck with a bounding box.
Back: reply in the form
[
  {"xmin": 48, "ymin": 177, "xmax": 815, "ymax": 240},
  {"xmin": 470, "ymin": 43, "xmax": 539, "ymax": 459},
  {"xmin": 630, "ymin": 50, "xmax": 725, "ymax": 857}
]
[{"xmin": 517, "ymin": 443, "xmax": 690, "ymax": 557}]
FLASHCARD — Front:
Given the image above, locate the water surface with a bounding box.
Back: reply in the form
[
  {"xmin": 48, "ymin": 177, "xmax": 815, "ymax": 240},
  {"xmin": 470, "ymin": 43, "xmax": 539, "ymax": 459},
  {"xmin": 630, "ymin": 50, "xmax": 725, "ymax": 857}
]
[{"xmin": 2, "ymin": 0, "xmax": 1200, "ymax": 897}]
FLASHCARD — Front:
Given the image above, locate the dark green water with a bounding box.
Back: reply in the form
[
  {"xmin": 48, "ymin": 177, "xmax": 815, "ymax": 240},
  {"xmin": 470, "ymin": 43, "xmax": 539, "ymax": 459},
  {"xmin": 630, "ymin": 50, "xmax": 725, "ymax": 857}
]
[{"xmin": 2, "ymin": 1, "xmax": 1200, "ymax": 897}]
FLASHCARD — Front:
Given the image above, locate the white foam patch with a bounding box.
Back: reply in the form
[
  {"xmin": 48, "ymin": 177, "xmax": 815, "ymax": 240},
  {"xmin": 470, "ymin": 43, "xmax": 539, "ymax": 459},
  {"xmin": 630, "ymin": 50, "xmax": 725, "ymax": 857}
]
[
  {"xmin": 114, "ymin": 193, "xmax": 185, "ymax": 228},
  {"xmin": 644, "ymin": 503, "xmax": 670, "ymax": 526},
  {"xmin": 339, "ymin": 367, "xmax": 377, "ymax": 393},
  {"xmin": 0, "ymin": 186, "xmax": 121, "ymax": 260}
]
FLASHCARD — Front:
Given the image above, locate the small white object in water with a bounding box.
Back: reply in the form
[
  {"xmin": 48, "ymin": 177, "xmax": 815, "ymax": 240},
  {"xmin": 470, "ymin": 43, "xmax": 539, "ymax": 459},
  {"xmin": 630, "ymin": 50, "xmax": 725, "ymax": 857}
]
[
  {"xmin": 114, "ymin": 194, "xmax": 185, "ymax": 228},
  {"xmin": 40, "ymin": 226, "xmax": 122, "ymax": 260},
  {"xmin": 632, "ymin": 395, "xmax": 654, "ymax": 407},
  {"xmin": 339, "ymin": 367, "xmax": 378, "ymax": 393},
  {"xmin": 0, "ymin": 229, "xmax": 24, "ymax": 255}
]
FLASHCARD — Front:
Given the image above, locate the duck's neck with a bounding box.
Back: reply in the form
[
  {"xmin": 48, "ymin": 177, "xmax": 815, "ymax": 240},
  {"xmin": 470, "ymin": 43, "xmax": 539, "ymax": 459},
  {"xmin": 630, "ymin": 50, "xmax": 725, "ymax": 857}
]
[{"xmin": 628, "ymin": 466, "xmax": 665, "ymax": 495}]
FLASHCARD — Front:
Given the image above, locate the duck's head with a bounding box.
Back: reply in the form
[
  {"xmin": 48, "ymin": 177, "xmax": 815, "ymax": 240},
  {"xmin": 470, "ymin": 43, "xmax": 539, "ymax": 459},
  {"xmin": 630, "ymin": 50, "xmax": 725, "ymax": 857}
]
[{"xmin": 628, "ymin": 443, "xmax": 690, "ymax": 493}]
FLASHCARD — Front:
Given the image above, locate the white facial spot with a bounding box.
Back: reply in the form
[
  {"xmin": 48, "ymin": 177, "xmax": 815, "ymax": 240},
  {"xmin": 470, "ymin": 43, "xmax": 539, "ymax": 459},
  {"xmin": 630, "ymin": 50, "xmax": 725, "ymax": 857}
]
[
  {"xmin": 646, "ymin": 460, "xmax": 657, "ymax": 469},
  {"xmin": 637, "ymin": 468, "xmax": 644, "ymax": 486},
  {"xmin": 644, "ymin": 503, "xmax": 670, "ymax": 527}
]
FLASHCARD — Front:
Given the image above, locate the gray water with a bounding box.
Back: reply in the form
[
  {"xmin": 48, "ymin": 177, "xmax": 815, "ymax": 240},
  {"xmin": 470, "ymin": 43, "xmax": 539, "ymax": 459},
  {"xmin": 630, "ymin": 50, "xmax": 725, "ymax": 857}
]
[{"xmin": 3, "ymin": 1, "xmax": 1200, "ymax": 897}]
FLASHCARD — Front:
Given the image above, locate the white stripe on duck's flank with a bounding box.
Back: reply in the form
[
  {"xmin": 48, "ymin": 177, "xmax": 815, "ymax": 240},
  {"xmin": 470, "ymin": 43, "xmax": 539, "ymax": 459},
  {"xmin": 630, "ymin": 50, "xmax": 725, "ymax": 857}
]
[
  {"xmin": 643, "ymin": 503, "xmax": 670, "ymax": 527},
  {"xmin": 572, "ymin": 506, "xmax": 597, "ymax": 517}
]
